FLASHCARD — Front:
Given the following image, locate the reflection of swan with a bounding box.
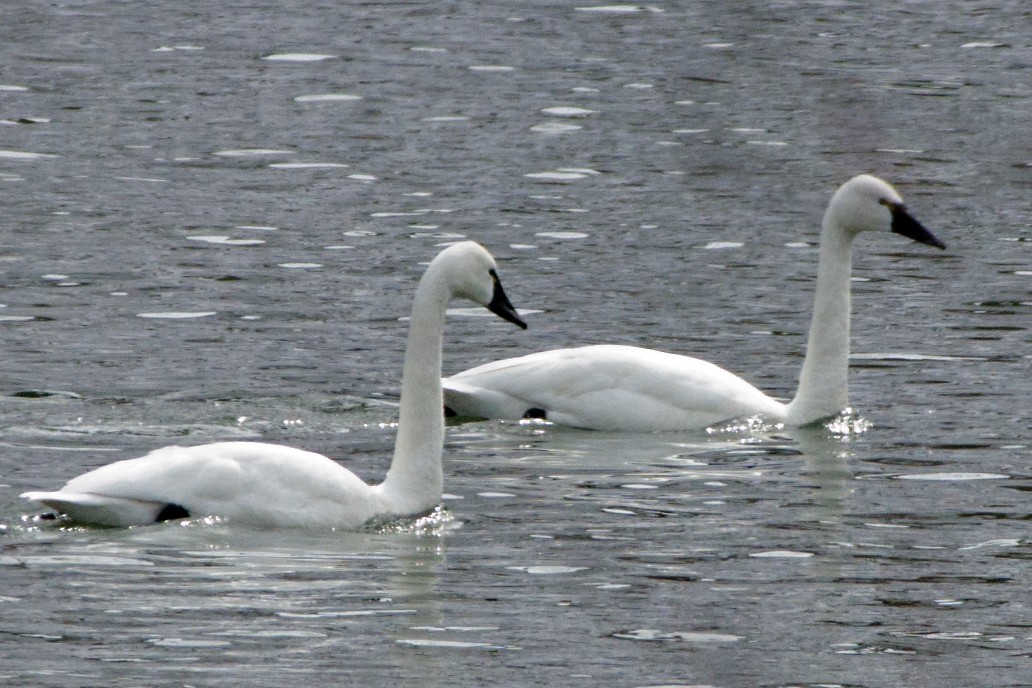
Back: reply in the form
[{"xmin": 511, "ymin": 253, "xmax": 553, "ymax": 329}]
[
  {"xmin": 22, "ymin": 242, "xmax": 527, "ymax": 527},
  {"xmin": 444, "ymin": 175, "xmax": 945, "ymax": 431}
]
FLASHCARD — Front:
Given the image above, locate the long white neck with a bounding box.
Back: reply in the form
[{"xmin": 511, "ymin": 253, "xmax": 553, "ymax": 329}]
[
  {"xmin": 785, "ymin": 213, "xmax": 854, "ymax": 425},
  {"xmin": 378, "ymin": 267, "xmax": 447, "ymax": 515}
]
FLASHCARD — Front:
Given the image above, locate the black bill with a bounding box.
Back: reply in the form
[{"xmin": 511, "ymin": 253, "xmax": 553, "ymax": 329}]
[
  {"xmin": 889, "ymin": 203, "xmax": 946, "ymax": 249},
  {"xmin": 487, "ymin": 270, "xmax": 528, "ymax": 329}
]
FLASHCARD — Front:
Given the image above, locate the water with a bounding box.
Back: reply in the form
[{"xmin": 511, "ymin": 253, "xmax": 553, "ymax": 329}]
[{"xmin": 1, "ymin": 1, "xmax": 1030, "ymax": 686}]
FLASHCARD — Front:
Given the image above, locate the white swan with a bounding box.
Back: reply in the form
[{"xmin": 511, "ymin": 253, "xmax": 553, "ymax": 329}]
[
  {"xmin": 443, "ymin": 175, "xmax": 945, "ymax": 431},
  {"xmin": 22, "ymin": 241, "xmax": 527, "ymax": 527}
]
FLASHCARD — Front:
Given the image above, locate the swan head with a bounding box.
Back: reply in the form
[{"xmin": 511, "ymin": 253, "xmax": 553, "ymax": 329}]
[
  {"xmin": 827, "ymin": 174, "xmax": 945, "ymax": 249},
  {"xmin": 431, "ymin": 241, "xmax": 528, "ymax": 329}
]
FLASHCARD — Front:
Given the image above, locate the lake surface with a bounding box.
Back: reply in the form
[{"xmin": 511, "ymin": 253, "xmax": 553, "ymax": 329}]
[{"xmin": 1, "ymin": 1, "xmax": 1030, "ymax": 686}]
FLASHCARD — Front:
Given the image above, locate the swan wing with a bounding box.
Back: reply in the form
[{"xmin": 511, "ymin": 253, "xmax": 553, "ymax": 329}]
[
  {"xmin": 23, "ymin": 441, "xmax": 380, "ymax": 528},
  {"xmin": 444, "ymin": 344, "xmax": 786, "ymax": 431}
]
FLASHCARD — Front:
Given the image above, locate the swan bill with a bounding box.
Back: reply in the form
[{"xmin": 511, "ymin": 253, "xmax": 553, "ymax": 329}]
[
  {"xmin": 888, "ymin": 203, "xmax": 946, "ymax": 249},
  {"xmin": 487, "ymin": 270, "xmax": 528, "ymax": 329}
]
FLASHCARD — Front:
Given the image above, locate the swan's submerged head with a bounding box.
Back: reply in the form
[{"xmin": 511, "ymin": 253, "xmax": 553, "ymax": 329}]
[
  {"xmin": 431, "ymin": 241, "xmax": 527, "ymax": 328},
  {"xmin": 827, "ymin": 174, "xmax": 945, "ymax": 249}
]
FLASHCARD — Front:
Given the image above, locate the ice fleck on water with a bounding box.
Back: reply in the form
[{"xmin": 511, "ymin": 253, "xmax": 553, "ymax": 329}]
[
  {"xmin": 261, "ymin": 53, "xmax": 336, "ymax": 62},
  {"xmin": 468, "ymin": 65, "xmax": 515, "ymax": 72},
  {"xmin": 894, "ymin": 472, "xmax": 1009, "ymax": 481},
  {"xmin": 612, "ymin": 629, "xmax": 741, "ymax": 642},
  {"xmin": 702, "ymin": 241, "xmax": 743, "ymax": 250},
  {"xmin": 146, "ymin": 638, "xmax": 231, "ymax": 648},
  {"xmin": 508, "ymin": 565, "xmax": 588, "ymax": 574},
  {"xmin": 294, "ymin": 93, "xmax": 362, "ymax": 102},
  {"xmin": 541, "ymin": 106, "xmax": 596, "ymax": 117},
  {"xmin": 0, "ymin": 150, "xmax": 58, "ymax": 160},
  {"xmin": 152, "ymin": 45, "xmax": 204, "ymax": 52},
  {"xmin": 531, "ymin": 122, "xmax": 583, "ymax": 134},
  {"xmin": 576, "ymin": 5, "xmax": 653, "ymax": 14},
  {"xmin": 395, "ymin": 638, "xmax": 503, "ymax": 649},
  {"xmin": 137, "ymin": 312, "xmax": 217, "ymax": 319},
  {"xmin": 525, "ymin": 171, "xmax": 587, "ymax": 181},
  {"xmin": 958, "ymin": 538, "xmax": 1020, "ymax": 551},
  {"xmin": 535, "ymin": 231, "xmax": 589, "ymax": 239},
  {"xmin": 961, "ymin": 41, "xmax": 1008, "ymax": 49},
  {"xmin": 749, "ymin": 550, "xmax": 815, "ymax": 559},
  {"xmin": 268, "ymin": 162, "xmax": 348, "ymax": 169},
  {"xmin": 214, "ymin": 149, "xmax": 292, "ymax": 157},
  {"xmin": 525, "ymin": 168, "xmax": 599, "ymax": 181},
  {"xmin": 187, "ymin": 235, "xmax": 265, "ymax": 245}
]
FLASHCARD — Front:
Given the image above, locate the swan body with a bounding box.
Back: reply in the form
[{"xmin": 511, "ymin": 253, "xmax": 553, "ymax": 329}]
[
  {"xmin": 444, "ymin": 175, "xmax": 945, "ymax": 431},
  {"xmin": 23, "ymin": 241, "xmax": 527, "ymax": 527}
]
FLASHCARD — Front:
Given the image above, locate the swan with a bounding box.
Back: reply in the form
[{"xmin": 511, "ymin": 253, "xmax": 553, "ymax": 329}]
[
  {"xmin": 443, "ymin": 174, "xmax": 945, "ymax": 431},
  {"xmin": 21, "ymin": 241, "xmax": 527, "ymax": 527}
]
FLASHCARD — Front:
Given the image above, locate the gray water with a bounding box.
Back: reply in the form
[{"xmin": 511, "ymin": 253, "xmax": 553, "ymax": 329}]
[{"xmin": 1, "ymin": 1, "xmax": 1030, "ymax": 686}]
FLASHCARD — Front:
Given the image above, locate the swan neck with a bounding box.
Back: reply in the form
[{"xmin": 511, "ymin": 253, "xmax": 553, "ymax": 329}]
[
  {"xmin": 787, "ymin": 217, "xmax": 853, "ymax": 425},
  {"xmin": 380, "ymin": 269, "xmax": 447, "ymax": 515}
]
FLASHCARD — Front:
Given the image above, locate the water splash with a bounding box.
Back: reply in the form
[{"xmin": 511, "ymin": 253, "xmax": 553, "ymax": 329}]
[
  {"xmin": 824, "ymin": 408, "xmax": 872, "ymax": 436},
  {"xmin": 366, "ymin": 505, "xmax": 457, "ymax": 536},
  {"xmin": 706, "ymin": 415, "xmax": 783, "ymax": 435}
]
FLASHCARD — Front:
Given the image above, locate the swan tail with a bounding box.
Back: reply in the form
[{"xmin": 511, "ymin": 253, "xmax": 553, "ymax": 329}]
[{"xmin": 20, "ymin": 491, "xmax": 189, "ymax": 527}]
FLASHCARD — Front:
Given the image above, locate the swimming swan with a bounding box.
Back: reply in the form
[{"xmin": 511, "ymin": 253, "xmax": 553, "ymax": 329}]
[
  {"xmin": 22, "ymin": 241, "xmax": 527, "ymax": 527},
  {"xmin": 443, "ymin": 175, "xmax": 945, "ymax": 431}
]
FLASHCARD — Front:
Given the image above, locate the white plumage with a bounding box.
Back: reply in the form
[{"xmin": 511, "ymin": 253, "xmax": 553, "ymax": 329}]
[
  {"xmin": 444, "ymin": 175, "xmax": 945, "ymax": 431},
  {"xmin": 22, "ymin": 241, "xmax": 527, "ymax": 527}
]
